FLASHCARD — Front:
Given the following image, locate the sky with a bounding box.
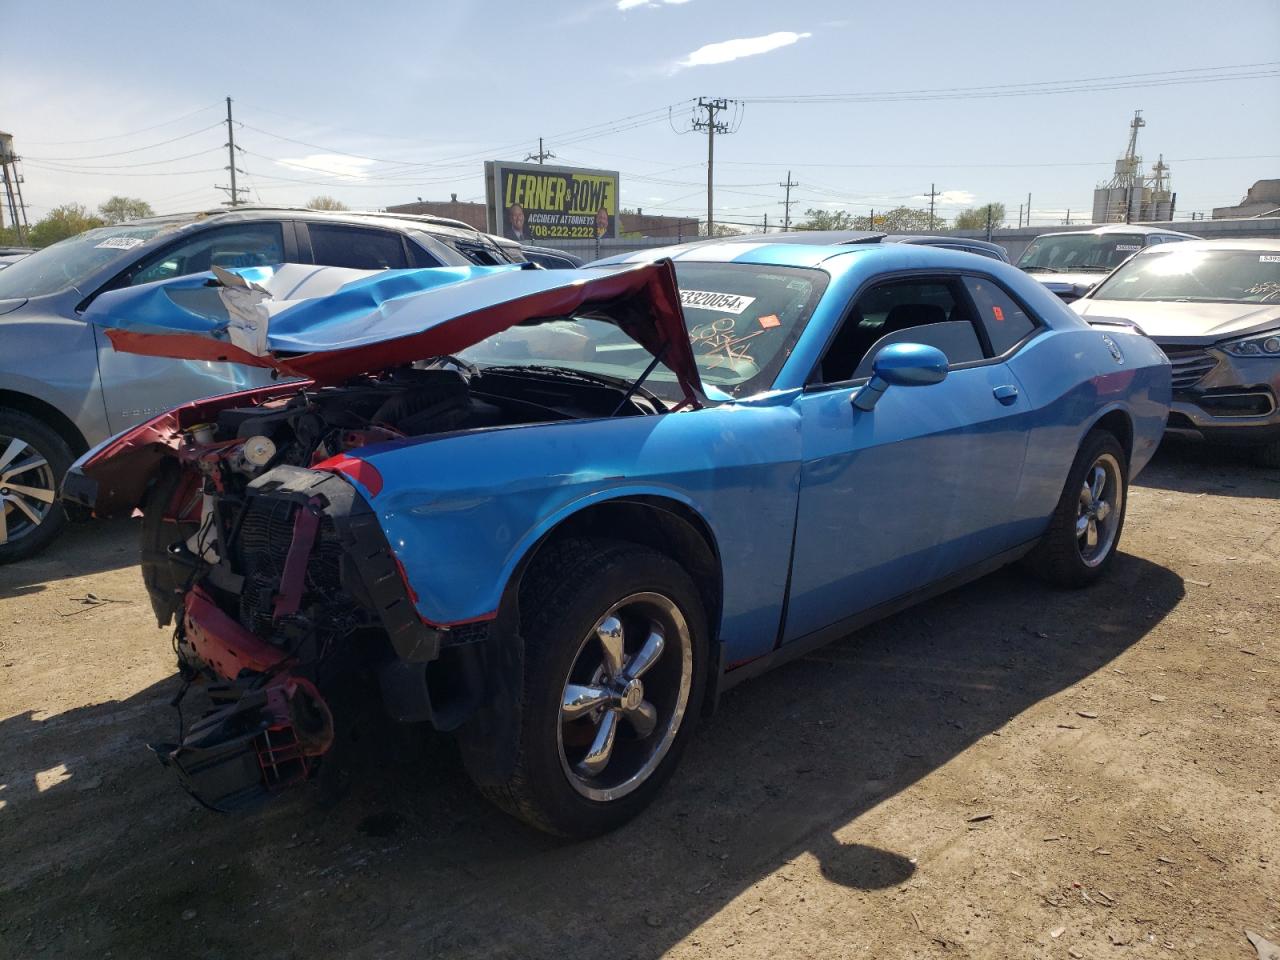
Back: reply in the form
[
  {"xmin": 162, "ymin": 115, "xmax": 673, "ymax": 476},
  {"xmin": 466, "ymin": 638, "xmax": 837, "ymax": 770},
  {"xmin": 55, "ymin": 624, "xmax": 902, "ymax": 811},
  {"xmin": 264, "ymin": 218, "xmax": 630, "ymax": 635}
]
[{"xmin": 3, "ymin": 0, "xmax": 1279, "ymax": 229}]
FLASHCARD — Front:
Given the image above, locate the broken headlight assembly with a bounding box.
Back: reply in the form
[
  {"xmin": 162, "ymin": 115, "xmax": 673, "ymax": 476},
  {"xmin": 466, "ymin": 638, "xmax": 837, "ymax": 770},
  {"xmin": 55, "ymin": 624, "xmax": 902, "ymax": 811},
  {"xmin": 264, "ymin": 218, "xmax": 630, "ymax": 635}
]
[{"xmin": 1221, "ymin": 329, "xmax": 1280, "ymax": 359}]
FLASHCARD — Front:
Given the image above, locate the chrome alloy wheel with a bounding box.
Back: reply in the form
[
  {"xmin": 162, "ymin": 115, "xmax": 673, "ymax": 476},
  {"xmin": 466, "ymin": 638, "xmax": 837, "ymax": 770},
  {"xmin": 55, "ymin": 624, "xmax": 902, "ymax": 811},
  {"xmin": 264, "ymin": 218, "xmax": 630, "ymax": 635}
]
[
  {"xmin": 1076, "ymin": 452, "xmax": 1123, "ymax": 568},
  {"xmin": 0, "ymin": 435, "xmax": 56, "ymax": 547},
  {"xmin": 557, "ymin": 592, "xmax": 693, "ymax": 802}
]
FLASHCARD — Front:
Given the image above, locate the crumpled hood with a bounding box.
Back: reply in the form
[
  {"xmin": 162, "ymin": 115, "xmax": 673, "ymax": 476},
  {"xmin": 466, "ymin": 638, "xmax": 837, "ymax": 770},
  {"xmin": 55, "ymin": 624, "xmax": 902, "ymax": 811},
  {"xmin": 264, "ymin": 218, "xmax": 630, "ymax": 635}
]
[
  {"xmin": 83, "ymin": 260, "xmax": 704, "ymax": 404},
  {"xmin": 1073, "ymin": 298, "xmax": 1280, "ymax": 342}
]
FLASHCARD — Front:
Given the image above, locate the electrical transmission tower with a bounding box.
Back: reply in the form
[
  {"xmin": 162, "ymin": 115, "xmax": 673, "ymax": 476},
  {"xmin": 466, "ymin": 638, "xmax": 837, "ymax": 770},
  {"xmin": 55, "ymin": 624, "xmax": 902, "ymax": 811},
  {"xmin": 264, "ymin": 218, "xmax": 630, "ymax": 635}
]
[
  {"xmin": 692, "ymin": 97, "xmax": 734, "ymax": 236},
  {"xmin": 216, "ymin": 97, "xmax": 249, "ymax": 207},
  {"xmin": 525, "ymin": 138, "xmax": 556, "ymax": 165},
  {"xmin": 779, "ymin": 170, "xmax": 798, "ymax": 231}
]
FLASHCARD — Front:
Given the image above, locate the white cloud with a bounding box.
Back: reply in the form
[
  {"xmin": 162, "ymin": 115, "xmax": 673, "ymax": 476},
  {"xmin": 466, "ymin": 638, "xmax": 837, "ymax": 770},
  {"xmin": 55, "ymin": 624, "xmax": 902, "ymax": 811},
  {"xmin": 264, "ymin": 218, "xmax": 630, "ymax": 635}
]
[
  {"xmin": 618, "ymin": 0, "xmax": 692, "ymax": 9},
  {"xmin": 677, "ymin": 31, "xmax": 811, "ymax": 69},
  {"xmin": 274, "ymin": 154, "xmax": 376, "ymax": 180}
]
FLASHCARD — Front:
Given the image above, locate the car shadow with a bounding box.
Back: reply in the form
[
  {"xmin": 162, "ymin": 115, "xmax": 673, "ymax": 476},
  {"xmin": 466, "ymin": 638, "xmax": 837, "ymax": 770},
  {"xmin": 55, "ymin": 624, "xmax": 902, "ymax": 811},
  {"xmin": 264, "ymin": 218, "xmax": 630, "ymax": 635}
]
[
  {"xmin": 0, "ymin": 517, "xmax": 140, "ymax": 600},
  {"xmin": 0, "ymin": 554, "xmax": 1183, "ymax": 959},
  {"xmin": 1135, "ymin": 437, "xmax": 1280, "ymax": 499}
]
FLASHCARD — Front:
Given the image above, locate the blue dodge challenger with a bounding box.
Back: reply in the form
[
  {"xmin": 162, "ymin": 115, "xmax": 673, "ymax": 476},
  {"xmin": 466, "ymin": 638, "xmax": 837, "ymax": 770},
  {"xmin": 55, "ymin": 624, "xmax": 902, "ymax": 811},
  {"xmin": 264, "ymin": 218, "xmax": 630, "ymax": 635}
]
[{"xmin": 65, "ymin": 239, "xmax": 1171, "ymax": 835}]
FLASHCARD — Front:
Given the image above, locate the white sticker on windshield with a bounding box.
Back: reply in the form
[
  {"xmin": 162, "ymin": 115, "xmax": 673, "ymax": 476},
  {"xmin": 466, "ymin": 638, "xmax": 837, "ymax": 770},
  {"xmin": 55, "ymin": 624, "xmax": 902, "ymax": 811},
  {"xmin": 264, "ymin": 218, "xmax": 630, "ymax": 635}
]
[
  {"xmin": 95, "ymin": 236, "xmax": 146, "ymax": 250},
  {"xmin": 679, "ymin": 289, "xmax": 757, "ymax": 314},
  {"xmin": 1114, "ymin": 244, "xmax": 1141, "ymax": 252},
  {"xmin": 1260, "ymin": 255, "xmax": 1280, "ymax": 263}
]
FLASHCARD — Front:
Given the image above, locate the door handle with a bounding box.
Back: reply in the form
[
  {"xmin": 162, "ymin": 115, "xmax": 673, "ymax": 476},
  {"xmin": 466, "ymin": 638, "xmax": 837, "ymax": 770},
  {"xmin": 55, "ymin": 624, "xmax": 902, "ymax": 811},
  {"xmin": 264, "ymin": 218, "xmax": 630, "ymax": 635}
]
[{"xmin": 993, "ymin": 384, "xmax": 1019, "ymax": 405}]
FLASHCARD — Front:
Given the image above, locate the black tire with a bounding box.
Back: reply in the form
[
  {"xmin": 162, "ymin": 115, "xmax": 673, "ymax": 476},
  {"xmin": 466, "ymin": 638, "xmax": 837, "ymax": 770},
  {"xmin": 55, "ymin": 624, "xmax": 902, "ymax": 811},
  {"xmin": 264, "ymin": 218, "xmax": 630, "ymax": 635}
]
[
  {"xmin": 1253, "ymin": 440, "xmax": 1280, "ymax": 469},
  {"xmin": 467, "ymin": 537, "xmax": 708, "ymax": 838},
  {"xmin": 0, "ymin": 410, "xmax": 75, "ymax": 565},
  {"xmin": 1026, "ymin": 429, "xmax": 1129, "ymax": 588}
]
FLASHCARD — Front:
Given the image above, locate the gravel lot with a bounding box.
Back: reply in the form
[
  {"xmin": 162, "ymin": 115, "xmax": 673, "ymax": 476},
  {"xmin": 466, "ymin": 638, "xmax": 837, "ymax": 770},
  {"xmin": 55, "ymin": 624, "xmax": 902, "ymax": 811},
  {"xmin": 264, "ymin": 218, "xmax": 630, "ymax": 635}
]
[{"xmin": 2, "ymin": 441, "xmax": 1278, "ymax": 960}]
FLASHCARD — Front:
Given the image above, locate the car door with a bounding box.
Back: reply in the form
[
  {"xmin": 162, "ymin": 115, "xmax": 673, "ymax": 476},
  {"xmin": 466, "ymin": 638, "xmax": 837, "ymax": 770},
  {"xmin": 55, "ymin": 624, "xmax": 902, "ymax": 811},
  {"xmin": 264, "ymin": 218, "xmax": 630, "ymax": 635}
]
[
  {"xmin": 782, "ymin": 274, "xmax": 1032, "ymax": 644},
  {"xmin": 94, "ymin": 221, "xmax": 291, "ymax": 433}
]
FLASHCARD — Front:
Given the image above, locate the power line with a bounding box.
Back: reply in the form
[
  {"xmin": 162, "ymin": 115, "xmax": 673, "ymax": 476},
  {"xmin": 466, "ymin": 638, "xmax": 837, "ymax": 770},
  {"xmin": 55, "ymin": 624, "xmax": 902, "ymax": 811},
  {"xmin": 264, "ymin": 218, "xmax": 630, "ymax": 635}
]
[
  {"xmin": 737, "ymin": 61, "xmax": 1280, "ymax": 104},
  {"xmin": 21, "ymin": 102, "xmax": 224, "ymax": 145},
  {"xmin": 22, "ymin": 122, "xmax": 226, "ymax": 161}
]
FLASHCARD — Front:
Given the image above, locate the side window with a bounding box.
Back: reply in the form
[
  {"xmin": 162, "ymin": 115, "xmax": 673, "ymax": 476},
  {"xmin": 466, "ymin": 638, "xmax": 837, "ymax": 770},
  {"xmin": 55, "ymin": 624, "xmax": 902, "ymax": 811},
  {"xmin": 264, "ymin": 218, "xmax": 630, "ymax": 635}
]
[
  {"xmin": 130, "ymin": 224, "xmax": 284, "ymax": 286},
  {"xmin": 819, "ymin": 277, "xmax": 986, "ymax": 383},
  {"xmin": 308, "ymin": 224, "xmax": 408, "ymax": 270},
  {"xmin": 963, "ymin": 276, "xmax": 1037, "ymax": 355}
]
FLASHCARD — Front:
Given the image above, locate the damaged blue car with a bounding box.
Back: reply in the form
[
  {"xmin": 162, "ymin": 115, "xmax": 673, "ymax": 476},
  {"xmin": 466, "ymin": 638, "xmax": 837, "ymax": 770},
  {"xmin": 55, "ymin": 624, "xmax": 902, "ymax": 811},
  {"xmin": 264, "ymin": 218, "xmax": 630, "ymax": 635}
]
[{"xmin": 64, "ymin": 240, "xmax": 1170, "ymax": 836}]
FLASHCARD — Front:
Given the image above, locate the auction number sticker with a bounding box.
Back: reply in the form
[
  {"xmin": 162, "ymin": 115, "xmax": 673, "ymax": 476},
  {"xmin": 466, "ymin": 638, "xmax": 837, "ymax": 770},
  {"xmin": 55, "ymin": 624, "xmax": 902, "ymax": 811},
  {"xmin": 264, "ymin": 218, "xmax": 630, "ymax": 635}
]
[
  {"xmin": 680, "ymin": 289, "xmax": 757, "ymax": 314},
  {"xmin": 1260, "ymin": 255, "xmax": 1280, "ymax": 263},
  {"xmin": 1114, "ymin": 244, "xmax": 1141, "ymax": 252},
  {"xmin": 95, "ymin": 236, "xmax": 146, "ymax": 250}
]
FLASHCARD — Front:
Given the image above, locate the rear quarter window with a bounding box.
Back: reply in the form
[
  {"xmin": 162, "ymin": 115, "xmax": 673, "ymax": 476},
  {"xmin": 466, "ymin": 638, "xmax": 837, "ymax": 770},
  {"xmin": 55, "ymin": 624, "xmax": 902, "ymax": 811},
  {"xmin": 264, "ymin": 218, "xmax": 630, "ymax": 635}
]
[{"xmin": 963, "ymin": 276, "xmax": 1037, "ymax": 355}]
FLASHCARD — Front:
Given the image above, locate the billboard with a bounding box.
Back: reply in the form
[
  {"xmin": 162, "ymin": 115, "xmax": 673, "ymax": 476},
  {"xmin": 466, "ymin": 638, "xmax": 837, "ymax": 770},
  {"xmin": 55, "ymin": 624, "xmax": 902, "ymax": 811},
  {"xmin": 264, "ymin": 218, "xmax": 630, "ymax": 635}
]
[{"xmin": 485, "ymin": 160, "xmax": 620, "ymax": 243}]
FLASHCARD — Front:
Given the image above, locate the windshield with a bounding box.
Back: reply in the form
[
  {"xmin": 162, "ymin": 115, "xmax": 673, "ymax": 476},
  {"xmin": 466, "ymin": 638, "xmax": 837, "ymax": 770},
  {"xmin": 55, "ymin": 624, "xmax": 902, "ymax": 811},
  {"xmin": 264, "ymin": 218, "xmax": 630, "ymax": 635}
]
[
  {"xmin": 458, "ymin": 262, "xmax": 829, "ymax": 402},
  {"xmin": 1090, "ymin": 248, "xmax": 1280, "ymax": 304},
  {"xmin": 0, "ymin": 222, "xmax": 184, "ymax": 299},
  {"xmin": 1017, "ymin": 233, "xmax": 1148, "ymax": 273}
]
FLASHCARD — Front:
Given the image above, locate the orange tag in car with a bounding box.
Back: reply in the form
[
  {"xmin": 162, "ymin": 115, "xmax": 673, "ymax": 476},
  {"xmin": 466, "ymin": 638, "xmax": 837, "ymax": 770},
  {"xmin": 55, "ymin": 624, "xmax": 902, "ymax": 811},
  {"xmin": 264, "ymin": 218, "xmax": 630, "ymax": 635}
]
[
  {"xmin": 992, "ymin": 306, "xmax": 1005, "ymax": 321},
  {"xmin": 759, "ymin": 314, "xmax": 781, "ymax": 329}
]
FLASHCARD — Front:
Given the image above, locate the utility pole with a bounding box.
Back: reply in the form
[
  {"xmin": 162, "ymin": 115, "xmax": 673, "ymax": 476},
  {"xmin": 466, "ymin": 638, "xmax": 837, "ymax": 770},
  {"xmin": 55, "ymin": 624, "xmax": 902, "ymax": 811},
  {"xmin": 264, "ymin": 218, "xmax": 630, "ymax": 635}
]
[
  {"xmin": 927, "ymin": 182, "xmax": 939, "ymax": 230},
  {"xmin": 525, "ymin": 138, "xmax": 556, "ymax": 165},
  {"xmin": 779, "ymin": 169, "xmax": 798, "ymax": 231},
  {"xmin": 763, "ymin": 212, "xmax": 769, "ymax": 234},
  {"xmin": 1017, "ymin": 203, "xmax": 1023, "ymax": 228},
  {"xmin": 217, "ymin": 96, "xmax": 249, "ymax": 207},
  {"xmin": 985, "ymin": 204, "xmax": 993, "ymax": 242},
  {"xmin": 692, "ymin": 97, "xmax": 732, "ymax": 236},
  {"xmin": 1026, "ymin": 192, "xmax": 1032, "ymax": 228}
]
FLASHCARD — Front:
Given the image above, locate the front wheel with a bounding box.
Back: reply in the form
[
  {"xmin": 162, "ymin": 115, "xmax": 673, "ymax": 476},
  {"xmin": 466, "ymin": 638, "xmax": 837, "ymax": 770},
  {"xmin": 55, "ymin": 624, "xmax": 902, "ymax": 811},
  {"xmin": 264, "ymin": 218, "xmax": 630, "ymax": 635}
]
[
  {"xmin": 1027, "ymin": 429, "xmax": 1129, "ymax": 588},
  {"xmin": 0, "ymin": 411, "xmax": 74, "ymax": 565},
  {"xmin": 466, "ymin": 539, "xmax": 707, "ymax": 837}
]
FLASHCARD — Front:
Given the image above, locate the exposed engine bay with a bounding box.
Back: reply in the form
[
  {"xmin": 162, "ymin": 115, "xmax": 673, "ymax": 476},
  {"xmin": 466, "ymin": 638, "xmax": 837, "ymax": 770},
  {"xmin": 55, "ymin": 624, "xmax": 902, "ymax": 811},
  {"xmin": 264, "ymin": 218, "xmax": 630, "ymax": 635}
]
[{"xmin": 136, "ymin": 361, "xmax": 663, "ymax": 811}]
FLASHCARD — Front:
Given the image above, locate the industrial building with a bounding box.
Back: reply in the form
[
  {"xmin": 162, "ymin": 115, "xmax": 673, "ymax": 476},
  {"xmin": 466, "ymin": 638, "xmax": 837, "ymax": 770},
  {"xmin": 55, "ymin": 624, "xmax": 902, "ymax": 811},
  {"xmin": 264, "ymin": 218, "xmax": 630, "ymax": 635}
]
[
  {"xmin": 1091, "ymin": 111, "xmax": 1176, "ymax": 224},
  {"xmin": 1213, "ymin": 179, "xmax": 1280, "ymax": 219}
]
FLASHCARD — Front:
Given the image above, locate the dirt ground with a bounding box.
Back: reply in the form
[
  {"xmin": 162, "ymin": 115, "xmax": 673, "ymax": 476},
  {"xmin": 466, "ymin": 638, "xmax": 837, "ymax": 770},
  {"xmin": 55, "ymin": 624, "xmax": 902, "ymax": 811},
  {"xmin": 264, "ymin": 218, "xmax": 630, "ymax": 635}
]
[{"xmin": 1, "ymin": 440, "xmax": 1278, "ymax": 960}]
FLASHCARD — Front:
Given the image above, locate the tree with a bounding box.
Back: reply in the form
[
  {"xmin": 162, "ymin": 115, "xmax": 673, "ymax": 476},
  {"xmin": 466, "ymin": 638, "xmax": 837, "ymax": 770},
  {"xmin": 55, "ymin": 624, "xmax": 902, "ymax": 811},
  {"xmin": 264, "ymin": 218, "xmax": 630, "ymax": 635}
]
[
  {"xmin": 698, "ymin": 222, "xmax": 744, "ymax": 237},
  {"xmin": 952, "ymin": 203, "xmax": 1006, "ymax": 231},
  {"xmin": 28, "ymin": 203, "xmax": 106, "ymax": 247},
  {"xmin": 307, "ymin": 195, "xmax": 348, "ymax": 211},
  {"xmin": 797, "ymin": 208, "xmax": 858, "ymax": 231},
  {"xmin": 97, "ymin": 196, "xmax": 153, "ymax": 224},
  {"xmin": 853, "ymin": 206, "xmax": 942, "ymax": 232}
]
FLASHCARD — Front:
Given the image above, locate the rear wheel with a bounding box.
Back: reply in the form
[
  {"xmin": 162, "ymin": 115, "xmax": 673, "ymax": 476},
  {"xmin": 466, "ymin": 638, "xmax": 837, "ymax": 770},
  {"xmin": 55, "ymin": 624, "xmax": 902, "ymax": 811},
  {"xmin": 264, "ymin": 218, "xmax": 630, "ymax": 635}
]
[
  {"xmin": 1027, "ymin": 430, "xmax": 1128, "ymax": 588},
  {"xmin": 466, "ymin": 538, "xmax": 707, "ymax": 837},
  {"xmin": 0, "ymin": 411, "xmax": 74, "ymax": 565}
]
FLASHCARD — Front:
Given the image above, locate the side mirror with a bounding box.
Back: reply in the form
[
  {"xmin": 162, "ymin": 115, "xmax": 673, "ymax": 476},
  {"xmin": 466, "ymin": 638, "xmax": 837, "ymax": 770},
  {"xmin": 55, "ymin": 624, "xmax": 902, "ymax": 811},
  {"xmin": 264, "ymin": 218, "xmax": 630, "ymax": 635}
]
[{"xmin": 852, "ymin": 343, "xmax": 948, "ymax": 411}]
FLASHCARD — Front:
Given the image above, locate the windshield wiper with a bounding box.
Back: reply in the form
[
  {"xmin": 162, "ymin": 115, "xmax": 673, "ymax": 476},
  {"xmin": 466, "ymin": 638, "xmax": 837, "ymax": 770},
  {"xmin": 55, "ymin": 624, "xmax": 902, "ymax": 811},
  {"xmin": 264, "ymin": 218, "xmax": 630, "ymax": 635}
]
[
  {"xmin": 1022, "ymin": 265, "xmax": 1065, "ymax": 273},
  {"xmin": 482, "ymin": 364, "xmax": 665, "ymax": 410}
]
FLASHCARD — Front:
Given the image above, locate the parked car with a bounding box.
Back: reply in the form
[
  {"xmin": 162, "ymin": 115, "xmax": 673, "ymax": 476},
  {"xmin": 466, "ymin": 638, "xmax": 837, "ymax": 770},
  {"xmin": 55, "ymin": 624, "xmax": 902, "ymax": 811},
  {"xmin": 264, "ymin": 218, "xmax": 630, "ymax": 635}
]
[
  {"xmin": 64, "ymin": 242, "xmax": 1169, "ymax": 836},
  {"xmin": 882, "ymin": 234, "xmax": 1010, "ymax": 261},
  {"xmin": 0, "ymin": 206, "xmax": 518, "ymax": 562},
  {"xmin": 1017, "ymin": 224, "xmax": 1198, "ymax": 303},
  {"xmin": 0, "ymin": 246, "xmax": 34, "ymax": 270},
  {"xmin": 1072, "ymin": 238, "xmax": 1280, "ymax": 465},
  {"xmin": 488, "ymin": 233, "xmax": 585, "ymax": 268},
  {"xmin": 658, "ymin": 230, "xmax": 1009, "ymax": 261}
]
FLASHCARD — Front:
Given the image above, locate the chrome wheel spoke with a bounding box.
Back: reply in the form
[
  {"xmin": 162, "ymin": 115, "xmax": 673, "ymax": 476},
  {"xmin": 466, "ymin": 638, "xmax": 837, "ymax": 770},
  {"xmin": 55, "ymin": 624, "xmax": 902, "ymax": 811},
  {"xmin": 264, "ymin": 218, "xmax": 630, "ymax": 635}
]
[
  {"xmin": 596, "ymin": 615, "xmax": 625, "ymax": 679},
  {"xmin": 562, "ymin": 683, "xmax": 612, "ymax": 720},
  {"xmin": 1095, "ymin": 500, "xmax": 1112, "ymax": 522},
  {"xmin": 624, "ymin": 625, "xmax": 665, "ymax": 680},
  {"xmin": 4, "ymin": 482, "xmax": 54, "ymax": 504},
  {"xmin": 0, "ymin": 502, "xmax": 8, "ymax": 544},
  {"xmin": 7, "ymin": 494, "xmax": 43, "ymax": 525},
  {"xmin": 1086, "ymin": 519, "xmax": 1099, "ymax": 549},
  {"xmin": 577, "ymin": 710, "xmax": 618, "ymax": 777},
  {"xmin": 1, "ymin": 455, "xmax": 47, "ymax": 482},
  {"xmin": 1075, "ymin": 514, "xmax": 1091, "ymax": 538},
  {"xmin": 0, "ymin": 437, "xmax": 27, "ymax": 474},
  {"xmin": 1090, "ymin": 465, "xmax": 1106, "ymax": 502},
  {"xmin": 626, "ymin": 700, "xmax": 658, "ymax": 738}
]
